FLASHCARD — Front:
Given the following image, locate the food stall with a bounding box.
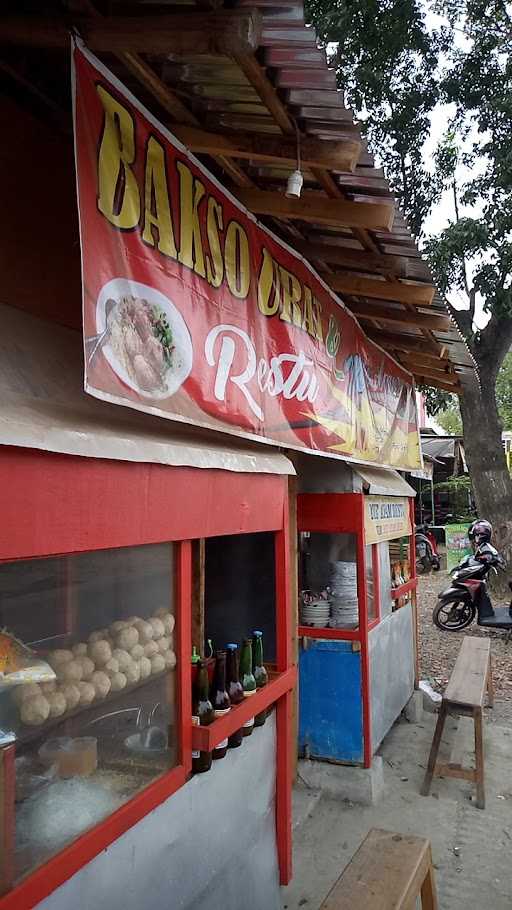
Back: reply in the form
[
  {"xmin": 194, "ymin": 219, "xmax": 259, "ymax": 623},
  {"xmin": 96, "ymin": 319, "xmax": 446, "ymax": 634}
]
[
  {"xmin": 296, "ymin": 459, "xmax": 418, "ymax": 767},
  {"xmin": 0, "ymin": 0, "xmax": 465, "ymax": 904},
  {"xmin": 0, "ymin": 305, "xmax": 296, "ymax": 909}
]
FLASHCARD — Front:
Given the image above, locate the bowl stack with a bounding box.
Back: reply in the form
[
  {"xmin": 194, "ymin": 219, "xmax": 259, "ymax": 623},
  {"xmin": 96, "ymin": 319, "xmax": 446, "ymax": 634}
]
[
  {"xmin": 299, "ymin": 596, "xmax": 330, "ymax": 628},
  {"xmin": 329, "ymin": 561, "xmax": 359, "ymax": 628}
]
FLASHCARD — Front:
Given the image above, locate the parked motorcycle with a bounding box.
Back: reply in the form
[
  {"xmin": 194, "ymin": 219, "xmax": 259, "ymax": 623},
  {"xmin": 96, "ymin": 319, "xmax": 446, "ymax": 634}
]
[
  {"xmin": 415, "ymin": 523, "xmax": 441, "ymax": 574},
  {"xmin": 433, "ymin": 519, "xmax": 511, "ymax": 632}
]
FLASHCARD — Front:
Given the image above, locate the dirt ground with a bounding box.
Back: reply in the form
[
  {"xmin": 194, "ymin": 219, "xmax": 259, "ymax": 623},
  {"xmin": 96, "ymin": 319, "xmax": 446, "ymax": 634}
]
[{"xmin": 418, "ymin": 570, "xmax": 512, "ymax": 703}]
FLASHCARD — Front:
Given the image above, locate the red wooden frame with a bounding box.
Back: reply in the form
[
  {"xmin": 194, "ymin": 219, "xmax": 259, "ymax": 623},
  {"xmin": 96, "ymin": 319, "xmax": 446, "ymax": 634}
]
[
  {"xmin": 0, "ymin": 448, "xmax": 294, "ymax": 906},
  {"xmin": 297, "ymin": 491, "xmax": 415, "ymax": 770}
]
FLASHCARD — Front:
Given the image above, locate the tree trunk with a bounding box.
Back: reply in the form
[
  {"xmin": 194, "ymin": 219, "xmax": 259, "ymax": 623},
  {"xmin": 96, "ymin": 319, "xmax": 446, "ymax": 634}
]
[{"xmin": 460, "ymin": 372, "xmax": 512, "ymax": 597}]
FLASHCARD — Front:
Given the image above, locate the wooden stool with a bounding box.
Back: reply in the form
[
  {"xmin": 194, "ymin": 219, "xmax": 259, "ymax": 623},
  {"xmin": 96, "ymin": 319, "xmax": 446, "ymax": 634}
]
[
  {"xmin": 421, "ymin": 636, "xmax": 493, "ymax": 809},
  {"xmin": 319, "ymin": 828, "xmax": 438, "ymax": 909}
]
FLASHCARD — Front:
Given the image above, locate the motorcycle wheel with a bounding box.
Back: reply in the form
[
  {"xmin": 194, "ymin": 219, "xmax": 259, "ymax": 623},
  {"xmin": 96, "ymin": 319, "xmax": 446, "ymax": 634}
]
[
  {"xmin": 433, "ymin": 599, "xmax": 475, "ymax": 631},
  {"xmin": 416, "ymin": 556, "xmax": 431, "ymax": 575}
]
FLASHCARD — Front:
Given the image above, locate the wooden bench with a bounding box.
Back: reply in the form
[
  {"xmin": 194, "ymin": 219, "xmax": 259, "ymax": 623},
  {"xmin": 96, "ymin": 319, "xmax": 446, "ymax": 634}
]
[
  {"xmin": 319, "ymin": 828, "xmax": 438, "ymax": 909},
  {"xmin": 421, "ymin": 635, "xmax": 493, "ymax": 809}
]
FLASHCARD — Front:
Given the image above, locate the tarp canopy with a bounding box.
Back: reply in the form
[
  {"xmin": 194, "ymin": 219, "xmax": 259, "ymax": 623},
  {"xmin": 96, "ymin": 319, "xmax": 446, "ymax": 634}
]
[
  {"xmin": 354, "ymin": 465, "xmax": 416, "ymax": 497},
  {"xmin": 0, "ymin": 304, "xmax": 294, "ymax": 476}
]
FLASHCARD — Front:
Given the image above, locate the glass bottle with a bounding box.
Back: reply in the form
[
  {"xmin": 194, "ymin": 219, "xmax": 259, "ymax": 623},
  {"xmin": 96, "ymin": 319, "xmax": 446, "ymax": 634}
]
[
  {"xmin": 252, "ymin": 630, "xmax": 268, "ymax": 727},
  {"xmin": 239, "ymin": 638, "xmax": 256, "ymax": 737},
  {"xmin": 210, "ymin": 650, "xmax": 231, "ymax": 760},
  {"xmin": 226, "ymin": 643, "xmax": 244, "ymax": 748},
  {"xmin": 192, "ymin": 659, "xmax": 214, "ymax": 774}
]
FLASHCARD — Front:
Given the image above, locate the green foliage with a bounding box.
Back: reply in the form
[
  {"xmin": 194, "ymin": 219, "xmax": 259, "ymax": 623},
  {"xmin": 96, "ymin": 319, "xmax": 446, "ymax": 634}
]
[
  {"xmin": 435, "ymin": 400, "xmax": 463, "ymax": 435},
  {"xmin": 305, "ymin": 0, "xmax": 442, "ymax": 235},
  {"xmin": 430, "ymin": 353, "xmax": 512, "ymax": 432},
  {"xmin": 417, "ymin": 384, "xmax": 452, "ymax": 415},
  {"xmin": 495, "ymin": 353, "xmax": 512, "ymax": 431},
  {"xmin": 305, "ymin": 0, "xmax": 512, "ymax": 354}
]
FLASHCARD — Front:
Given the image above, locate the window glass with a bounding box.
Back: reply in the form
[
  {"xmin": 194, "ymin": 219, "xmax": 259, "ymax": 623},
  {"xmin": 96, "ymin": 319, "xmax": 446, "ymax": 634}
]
[
  {"xmin": 299, "ymin": 532, "xmax": 358, "ymax": 629},
  {"xmin": 0, "ymin": 543, "xmax": 177, "ymax": 884},
  {"xmin": 365, "ymin": 545, "xmax": 377, "ymax": 622}
]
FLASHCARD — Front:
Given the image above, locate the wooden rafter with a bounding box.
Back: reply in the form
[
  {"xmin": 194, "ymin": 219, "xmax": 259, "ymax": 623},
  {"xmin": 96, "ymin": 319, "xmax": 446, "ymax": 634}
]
[
  {"xmin": 0, "ymin": 11, "xmax": 262, "ymax": 56},
  {"xmin": 235, "ymin": 189, "xmax": 394, "ymax": 231},
  {"xmin": 366, "ymin": 330, "xmax": 444, "ymax": 357},
  {"xmin": 292, "ymin": 240, "xmax": 408, "ymax": 278},
  {"xmin": 169, "ymin": 125, "xmax": 360, "ymax": 173},
  {"xmin": 349, "ymin": 303, "xmax": 451, "ymax": 331},
  {"xmin": 324, "ymin": 272, "xmax": 435, "ymax": 305}
]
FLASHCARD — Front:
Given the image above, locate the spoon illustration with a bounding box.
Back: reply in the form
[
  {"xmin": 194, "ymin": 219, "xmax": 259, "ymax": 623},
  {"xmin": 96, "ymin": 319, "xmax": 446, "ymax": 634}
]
[{"xmin": 84, "ymin": 298, "xmax": 117, "ymax": 366}]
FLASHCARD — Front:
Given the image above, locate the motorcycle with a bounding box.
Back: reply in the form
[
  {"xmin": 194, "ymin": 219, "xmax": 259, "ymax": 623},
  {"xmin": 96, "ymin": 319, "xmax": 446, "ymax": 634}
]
[
  {"xmin": 433, "ymin": 546, "xmax": 512, "ymax": 632},
  {"xmin": 415, "ymin": 523, "xmax": 441, "ymax": 574}
]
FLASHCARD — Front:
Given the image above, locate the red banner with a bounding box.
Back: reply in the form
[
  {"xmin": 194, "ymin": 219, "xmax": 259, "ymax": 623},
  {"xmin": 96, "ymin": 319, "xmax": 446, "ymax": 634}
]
[{"xmin": 72, "ymin": 43, "xmax": 421, "ymax": 470}]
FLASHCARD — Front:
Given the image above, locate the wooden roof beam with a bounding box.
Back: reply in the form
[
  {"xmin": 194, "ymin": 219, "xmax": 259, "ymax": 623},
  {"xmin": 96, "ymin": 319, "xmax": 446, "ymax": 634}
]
[
  {"xmin": 0, "ymin": 11, "xmax": 261, "ymax": 55},
  {"xmin": 324, "ymin": 272, "xmax": 435, "ymax": 305},
  {"xmin": 292, "ymin": 239, "xmax": 409, "ymax": 278},
  {"xmin": 366, "ymin": 330, "xmax": 444, "ymax": 358},
  {"xmin": 235, "ymin": 189, "xmax": 394, "ymax": 231},
  {"xmin": 171, "ymin": 125, "xmax": 360, "ymax": 174},
  {"xmin": 350, "ymin": 303, "xmax": 452, "ymax": 332}
]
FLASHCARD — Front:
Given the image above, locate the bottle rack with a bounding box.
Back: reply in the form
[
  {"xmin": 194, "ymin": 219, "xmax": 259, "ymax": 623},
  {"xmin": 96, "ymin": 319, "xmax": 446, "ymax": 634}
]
[{"xmin": 190, "ymin": 668, "xmax": 296, "ymax": 752}]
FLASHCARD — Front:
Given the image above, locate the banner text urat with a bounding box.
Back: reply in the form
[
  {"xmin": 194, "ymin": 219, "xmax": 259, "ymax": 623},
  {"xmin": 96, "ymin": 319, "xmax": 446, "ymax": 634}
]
[{"xmin": 73, "ymin": 42, "xmax": 422, "ymax": 470}]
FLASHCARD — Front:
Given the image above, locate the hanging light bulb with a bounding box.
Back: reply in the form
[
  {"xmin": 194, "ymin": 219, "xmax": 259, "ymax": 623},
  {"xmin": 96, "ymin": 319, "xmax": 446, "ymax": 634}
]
[
  {"xmin": 286, "ymin": 169, "xmax": 304, "ymax": 198},
  {"xmin": 285, "ymin": 120, "xmax": 303, "ymax": 198}
]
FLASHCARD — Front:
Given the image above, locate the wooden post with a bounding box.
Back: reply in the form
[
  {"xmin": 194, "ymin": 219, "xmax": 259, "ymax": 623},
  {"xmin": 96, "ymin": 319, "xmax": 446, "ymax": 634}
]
[
  {"xmin": 0, "ymin": 744, "xmax": 15, "ymax": 897},
  {"xmin": 191, "ymin": 539, "xmax": 205, "ymax": 656}
]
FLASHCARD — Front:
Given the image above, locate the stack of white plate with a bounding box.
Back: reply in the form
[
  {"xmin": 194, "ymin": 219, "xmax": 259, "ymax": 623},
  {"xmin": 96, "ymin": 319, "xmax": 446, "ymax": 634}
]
[
  {"xmin": 300, "ymin": 598, "xmax": 331, "ymax": 627},
  {"xmin": 329, "ymin": 561, "xmax": 359, "ymax": 628}
]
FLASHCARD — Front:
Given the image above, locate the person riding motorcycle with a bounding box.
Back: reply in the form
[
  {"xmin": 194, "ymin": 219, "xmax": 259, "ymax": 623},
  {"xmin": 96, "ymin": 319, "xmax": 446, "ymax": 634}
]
[{"xmin": 467, "ymin": 519, "xmax": 503, "ymax": 568}]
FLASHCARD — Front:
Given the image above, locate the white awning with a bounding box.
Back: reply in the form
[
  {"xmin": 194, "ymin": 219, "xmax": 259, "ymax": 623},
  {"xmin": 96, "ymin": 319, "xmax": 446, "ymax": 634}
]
[
  {"xmin": 0, "ymin": 304, "xmax": 294, "ymax": 476},
  {"xmin": 354, "ymin": 465, "xmax": 416, "ymax": 497}
]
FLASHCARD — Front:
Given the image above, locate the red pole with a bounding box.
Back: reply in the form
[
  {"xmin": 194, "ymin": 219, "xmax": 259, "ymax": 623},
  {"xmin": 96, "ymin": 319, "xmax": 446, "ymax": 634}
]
[
  {"xmin": 274, "ymin": 487, "xmax": 293, "ymax": 885},
  {"xmin": 357, "ymin": 499, "xmax": 372, "ymax": 769}
]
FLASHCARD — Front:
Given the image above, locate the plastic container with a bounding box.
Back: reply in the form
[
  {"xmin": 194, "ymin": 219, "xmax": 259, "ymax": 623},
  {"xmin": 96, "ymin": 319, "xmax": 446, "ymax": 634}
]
[{"xmin": 39, "ymin": 736, "xmax": 97, "ymax": 778}]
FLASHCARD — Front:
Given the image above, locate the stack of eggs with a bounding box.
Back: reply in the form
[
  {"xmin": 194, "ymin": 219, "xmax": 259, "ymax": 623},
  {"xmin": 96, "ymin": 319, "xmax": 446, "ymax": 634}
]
[{"xmin": 13, "ymin": 608, "xmax": 176, "ymax": 727}]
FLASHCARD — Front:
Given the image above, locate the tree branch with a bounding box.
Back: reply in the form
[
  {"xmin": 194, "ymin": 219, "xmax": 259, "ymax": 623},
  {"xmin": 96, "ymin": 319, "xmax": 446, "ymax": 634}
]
[{"xmin": 445, "ymin": 297, "xmax": 475, "ymax": 349}]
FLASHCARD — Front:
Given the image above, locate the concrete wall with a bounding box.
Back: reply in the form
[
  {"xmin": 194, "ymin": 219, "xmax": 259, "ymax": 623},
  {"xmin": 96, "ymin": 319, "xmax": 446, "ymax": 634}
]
[
  {"xmin": 369, "ymin": 604, "xmax": 414, "ymax": 752},
  {"xmin": 37, "ymin": 715, "xmax": 280, "ymax": 910}
]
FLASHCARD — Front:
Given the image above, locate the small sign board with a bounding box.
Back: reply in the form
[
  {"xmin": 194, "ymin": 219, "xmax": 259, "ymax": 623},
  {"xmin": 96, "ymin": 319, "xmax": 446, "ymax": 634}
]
[{"xmin": 364, "ymin": 496, "xmax": 411, "ymax": 544}]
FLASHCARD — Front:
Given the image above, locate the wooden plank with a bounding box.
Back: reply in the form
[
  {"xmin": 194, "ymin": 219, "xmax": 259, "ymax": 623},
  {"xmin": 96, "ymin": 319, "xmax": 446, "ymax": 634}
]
[
  {"xmin": 235, "ymin": 189, "xmax": 395, "ymax": 231},
  {"xmin": 444, "ymin": 637, "xmax": 490, "ymax": 707},
  {"xmin": 292, "ymin": 239, "xmax": 408, "ymax": 277},
  {"xmin": 351, "ymin": 303, "xmax": 451, "ymax": 331},
  {"xmin": 474, "ymin": 707, "xmax": 485, "ymax": 808},
  {"xmin": 402, "ymin": 366, "xmax": 460, "ymax": 384},
  {"xmin": 0, "ymin": 11, "xmax": 262, "ymax": 55},
  {"xmin": 416, "ymin": 377, "xmax": 462, "ymax": 394},
  {"xmin": 434, "ymin": 763, "xmax": 476, "ymax": 783},
  {"xmin": 171, "ymin": 125, "xmax": 360, "ymax": 172},
  {"xmin": 319, "ymin": 828, "xmax": 434, "ymax": 910},
  {"xmin": 118, "ymin": 52, "xmax": 198, "ymax": 125},
  {"xmin": 421, "ymin": 703, "xmax": 447, "ymax": 797},
  {"xmin": 365, "ymin": 330, "xmax": 444, "ymax": 355},
  {"xmin": 231, "ymin": 51, "xmax": 294, "ymax": 134},
  {"xmin": 191, "ymin": 539, "xmax": 205, "ymax": 656},
  {"xmin": 324, "ymin": 272, "xmax": 435, "ymax": 305}
]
